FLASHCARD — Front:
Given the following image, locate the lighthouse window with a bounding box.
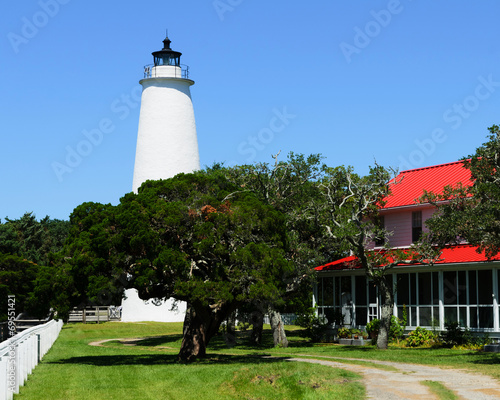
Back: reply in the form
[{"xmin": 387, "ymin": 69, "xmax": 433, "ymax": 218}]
[{"xmin": 155, "ymin": 56, "xmax": 179, "ymax": 67}]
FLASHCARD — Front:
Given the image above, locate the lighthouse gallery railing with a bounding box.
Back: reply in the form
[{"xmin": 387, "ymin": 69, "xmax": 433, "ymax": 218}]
[{"xmin": 143, "ymin": 64, "xmax": 190, "ymax": 79}]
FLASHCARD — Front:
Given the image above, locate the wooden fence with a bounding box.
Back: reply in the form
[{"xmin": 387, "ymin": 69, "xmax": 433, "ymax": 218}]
[{"xmin": 67, "ymin": 306, "xmax": 121, "ymax": 323}]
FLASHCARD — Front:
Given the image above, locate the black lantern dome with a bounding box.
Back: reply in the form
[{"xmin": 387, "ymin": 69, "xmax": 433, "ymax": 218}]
[{"xmin": 152, "ymin": 36, "xmax": 182, "ymax": 67}]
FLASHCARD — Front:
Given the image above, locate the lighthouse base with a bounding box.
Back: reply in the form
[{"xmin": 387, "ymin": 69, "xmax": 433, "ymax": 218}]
[{"xmin": 120, "ymin": 289, "xmax": 186, "ymax": 322}]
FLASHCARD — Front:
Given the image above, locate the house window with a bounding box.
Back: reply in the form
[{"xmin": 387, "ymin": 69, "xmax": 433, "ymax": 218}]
[
  {"xmin": 374, "ymin": 216, "xmax": 385, "ymax": 247},
  {"xmin": 443, "ymin": 269, "xmax": 494, "ymax": 329},
  {"xmin": 317, "ymin": 276, "xmax": 353, "ymax": 326},
  {"xmin": 396, "ymin": 272, "xmax": 439, "ymax": 328},
  {"xmin": 412, "ymin": 211, "xmax": 422, "ymax": 242}
]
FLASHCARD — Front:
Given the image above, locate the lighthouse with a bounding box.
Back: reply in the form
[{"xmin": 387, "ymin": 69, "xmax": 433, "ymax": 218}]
[
  {"xmin": 122, "ymin": 35, "xmax": 198, "ymax": 322},
  {"xmin": 132, "ymin": 35, "xmax": 200, "ymax": 192}
]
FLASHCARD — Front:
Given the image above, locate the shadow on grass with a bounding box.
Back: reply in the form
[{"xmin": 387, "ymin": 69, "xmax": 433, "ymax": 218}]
[
  {"xmin": 133, "ymin": 334, "xmax": 183, "ymax": 347},
  {"xmin": 49, "ymin": 353, "xmax": 290, "ymax": 367},
  {"xmin": 207, "ymin": 328, "xmax": 316, "ymax": 352},
  {"xmin": 461, "ymin": 352, "xmax": 500, "ymax": 365}
]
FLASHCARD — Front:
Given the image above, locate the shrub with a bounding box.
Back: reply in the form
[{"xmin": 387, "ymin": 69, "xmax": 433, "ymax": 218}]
[
  {"xmin": 365, "ymin": 319, "xmax": 380, "ymax": 336},
  {"xmin": 440, "ymin": 322, "xmax": 491, "ymax": 349},
  {"xmin": 366, "ymin": 312, "xmax": 405, "ymax": 342},
  {"xmin": 237, "ymin": 321, "xmax": 251, "ymax": 331},
  {"xmin": 406, "ymin": 326, "xmax": 436, "ymax": 347},
  {"xmin": 390, "ymin": 315, "xmax": 404, "ymax": 341},
  {"xmin": 296, "ymin": 308, "xmax": 330, "ymax": 342},
  {"xmin": 295, "ymin": 308, "xmax": 317, "ymax": 330}
]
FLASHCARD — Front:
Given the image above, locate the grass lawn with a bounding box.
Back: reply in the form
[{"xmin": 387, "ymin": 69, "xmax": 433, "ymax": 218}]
[
  {"xmin": 15, "ymin": 322, "xmax": 364, "ymax": 400},
  {"xmin": 14, "ymin": 322, "xmax": 500, "ymax": 399}
]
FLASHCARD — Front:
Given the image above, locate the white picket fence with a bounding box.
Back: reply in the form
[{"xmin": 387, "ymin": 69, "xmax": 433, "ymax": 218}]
[
  {"xmin": 263, "ymin": 313, "xmax": 297, "ymax": 325},
  {"xmin": 0, "ymin": 319, "xmax": 63, "ymax": 400}
]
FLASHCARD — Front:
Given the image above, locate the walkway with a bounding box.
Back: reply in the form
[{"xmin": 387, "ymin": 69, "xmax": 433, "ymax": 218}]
[{"xmin": 287, "ymin": 355, "xmax": 500, "ymax": 400}]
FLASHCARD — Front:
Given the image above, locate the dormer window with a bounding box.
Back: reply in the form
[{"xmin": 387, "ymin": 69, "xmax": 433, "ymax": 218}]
[{"xmin": 412, "ymin": 211, "xmax": 422, "ymax": 242}]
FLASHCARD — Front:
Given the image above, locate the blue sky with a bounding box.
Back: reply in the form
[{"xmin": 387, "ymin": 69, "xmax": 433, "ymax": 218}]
[{"xmin": 1, "ymin": 1, "xmax": 499, "ymax": 220}]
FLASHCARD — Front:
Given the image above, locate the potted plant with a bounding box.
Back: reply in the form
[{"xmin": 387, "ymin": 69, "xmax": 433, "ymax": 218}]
[
  {"xmin": 337, "ymin": 327, "xmax": 350, "ymax": 339},
  {"xmin": 366, "ymin": 319, "xmax": 380, "ymax": 339}
]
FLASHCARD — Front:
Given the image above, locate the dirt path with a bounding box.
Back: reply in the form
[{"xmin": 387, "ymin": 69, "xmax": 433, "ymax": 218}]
[
  {"xmin": 89, "ymin": 339, "xmax": 500, "ymax": 399},
  {"xmin": 287, "ymin": 355, "xmax": 500, "ymax": 400}
]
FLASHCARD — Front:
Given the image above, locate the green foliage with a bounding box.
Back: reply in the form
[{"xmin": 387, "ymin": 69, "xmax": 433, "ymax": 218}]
[
  {"xmin": 365, "ymin": 319, "xmax": 380, "ymax": 335},
  {"xmin": 365, "ymin": 311, "xmax": 405, "ymax": 342},
  {"xmin": 225, "ymin": 153, "xmax": 341, "ymax": 288},
  {"xmin": 0, "ymin": 213, "xmax": 70, "ymax": 319},
  {"xmin": 406, "ymin": 327, "xmax": 437, "ymax": 347},
  {"xmin": 236, "ymin": 321, "xmax": 251, "ymax": 331},
  {"xmin": 296, "ymin": 308, "xmax": 330, "ymax": 342},
  {"xmin": 337, "ymin": 327, "xmax": 351, "ymax": 339},
  {"xmin": 390, "ymin": 306, "xmax": 407, "ymax": 341},
  {"xmin": 440, "ymin": 322, "xmax": 491, "ymax": 349},
  {"xmin": 0, "ymin": 254, "xmax": 39, "ymax": 320},
  {"xmin": 0, "ymin": 212, "xmax": 69, "ymax": 265}
]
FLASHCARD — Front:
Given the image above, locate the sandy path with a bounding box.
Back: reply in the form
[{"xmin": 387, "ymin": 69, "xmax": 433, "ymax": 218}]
[{"xmin": 287, "ymin": 356, "xmax": 500, "ymax": 400}]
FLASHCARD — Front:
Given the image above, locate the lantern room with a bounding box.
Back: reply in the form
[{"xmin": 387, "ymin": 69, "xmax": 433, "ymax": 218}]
[{"xmin": 152, "ymin": 36, "xmax": 182, "ymax": 67}]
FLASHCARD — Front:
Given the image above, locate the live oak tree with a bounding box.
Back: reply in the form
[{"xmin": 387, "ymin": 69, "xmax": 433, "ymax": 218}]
[
  {"xmin": 224, "ymin": 153, "xmax": 337, "ymax": 347},
  {"xmin": 322, "ymin": 164, "xmax": 439, "ymax": 349},
  {"xmin": 61, "ymin": 171, "xmax": 293, "ymax": 361},
  {"xmin": 424, "ymin": 125, "xmax": 500, "ymax": 258}
]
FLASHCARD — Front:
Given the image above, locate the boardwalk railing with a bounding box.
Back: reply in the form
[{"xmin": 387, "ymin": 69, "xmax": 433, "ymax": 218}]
[
  {"xmin": 0, "ymin": 319, "xmax": 63, "ymax": 400},
  {"xmin": 68, "ymin": 306, "xmax": 121, "ymax": 323}
]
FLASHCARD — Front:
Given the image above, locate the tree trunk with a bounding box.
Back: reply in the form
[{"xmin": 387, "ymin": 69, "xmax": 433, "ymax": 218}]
[
  {"xmin": 269, "ymin": 308, "xmax": 288, "ymax": 348},
  {"xmin": 376, "ymin": 275, "xmax": 394, "ymax": 350},
  {"xmin": 178, "ymin": 302, "xmax": 233, "ymax": 362},
  {"xmin": 225, "ymin": 312, "xmax": 237, "ymax": 347},
  {"xmin": 250, "ymin": 309, "xmax": 264, "ymax": 345},
  {"xmin": 179, "ymin": 305, "xmax": 209, "ymax": 362}
]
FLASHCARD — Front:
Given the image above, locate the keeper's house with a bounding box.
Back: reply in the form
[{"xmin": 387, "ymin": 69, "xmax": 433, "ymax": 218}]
[{"xmin": 314, "ymin": 161, "xmax": 500, "ymax": 336}]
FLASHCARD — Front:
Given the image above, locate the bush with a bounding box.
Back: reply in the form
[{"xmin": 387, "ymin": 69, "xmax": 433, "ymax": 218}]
[
  {"xmin": 390, "ymin": 315, "xmax": 404, "ymax": 341},
  {"xmin": 365, "ymin": 319, "xmax": 379, "ymax": 336},
  {"xmin": 406, "ymin": 327, "xmax": 436, "ymax": 347},
  {"xmin": 441, "ymin": 322, "xmax": 491, "ymax": 348},
  {"xmin": 296, "ymin": 308, "xmax": 330, "ymax": 342},
  {"xmin": 366, "ymin": 311, "xmax": 406, "ymax": 342},
  {"xmin": 237, "ymin": 321, "xmax": 251, "ymax": 331}
]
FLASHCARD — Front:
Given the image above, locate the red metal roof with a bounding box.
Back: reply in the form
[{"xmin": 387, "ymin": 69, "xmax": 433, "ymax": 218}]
[
  {"xmin": 315, "ymin": 245, "xmax": 500, "ymax": 272},
  {"xmin": 383, "ymin": 161, "xmax": 472, "ymax": 209}
]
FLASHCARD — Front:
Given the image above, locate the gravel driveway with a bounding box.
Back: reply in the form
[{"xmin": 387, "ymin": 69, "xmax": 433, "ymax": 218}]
[{"xmin": 287, "ymin": 356, "xmax": 500, "ymax": 400}]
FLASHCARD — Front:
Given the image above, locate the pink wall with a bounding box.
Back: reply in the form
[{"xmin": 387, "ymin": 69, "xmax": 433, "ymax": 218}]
[{"xmin": 368, "ymin": 205, "xmax": 436, "ymax": 249}]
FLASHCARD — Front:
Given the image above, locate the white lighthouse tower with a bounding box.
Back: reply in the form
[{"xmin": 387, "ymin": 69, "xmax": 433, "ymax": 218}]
[
  {"xmin": 122, "ymin": 35, "xmax": 199, "ymax": 322},
  {"xmin": 132, "ymin": 35, "xmax": 200, "ymax": 192}
]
